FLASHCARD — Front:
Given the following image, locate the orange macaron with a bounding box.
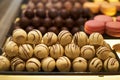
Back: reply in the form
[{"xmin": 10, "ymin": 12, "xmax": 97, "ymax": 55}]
[
  {"xmin": 106, "ymin": 22, "xmax": 120, "ymax": 37},
  {"xmin": 84, "ymin": 20, "xmax": 105, "ymax": 34}
]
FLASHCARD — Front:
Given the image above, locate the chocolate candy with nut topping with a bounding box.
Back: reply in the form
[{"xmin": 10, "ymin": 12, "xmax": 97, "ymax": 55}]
[
  {"xmin": 41, "ymin": 57, "xmax": 55, "ymax": 72},
  {"xmin": 11, "ymin": 57, "xmax": 25, "ymax": 71},
  {"xmin": 56, "ymin": 56, "xmax": 71, "ymax": 72}
]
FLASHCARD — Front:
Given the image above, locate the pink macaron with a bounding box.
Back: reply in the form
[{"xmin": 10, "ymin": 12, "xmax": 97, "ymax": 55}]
[{"xmin": 116, "ymin": 16, "xmax": 120, "ymax": 22}]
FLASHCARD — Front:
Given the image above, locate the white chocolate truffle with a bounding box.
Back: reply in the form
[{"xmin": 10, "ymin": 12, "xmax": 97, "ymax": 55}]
[
  {"xmin": 34, "ymin": 44, "xmax": 49, "ymax": 59},
  {"xmin": 89, "ymin": 32, "xmax": 104, "ymax": 46},
  {"xmin": 4, "ymin": 41, "xmax": 18, "ymax": 58},
  {"xmin": 12, "ymin": 29, "xmax": 27, "ymax": 44},
  {"xmin": 89, "ymin": 57, "xmax": 103, "ymax": 72},
  {"xmin": 96, "ymin": 46, "xmax": 111, "ymax": 60},
  {"xmin": 26, "ymin": 58, "xmax": 41, "ymax": 72},
  {"xmin": 72, "ymin": 57, "xmax": 87, "ymax": 72},
  {"xmin": 41, "ymin": 57, "xmax": 55, "ymax": 72},
  {"xmin": 11, "ymin": 57, "xmax": 25, "ymax": 71},
  {"xmin": 42, "ymin": 32, "xmax": 58, "ymax": 46},
  {"xmin": 58, "ymin": 30, "xmax": 72, "ymax": 46},
  {"xmin": 73, "ymin": 31, "xmax": 88, "ymax": 47},
  {"xmin": 19, "ymin": 44, "xmax": 33, "ymax": 60},
  {"xmin": 0, "ymin": 56, "xmax": 10, "ymax": 71},
  {"xmin": 104, "ymin": 58, "xmax": 119, "ymax": 72},
  {"xmin": 49, "ymin": 44, "xmax": 64, "ymax": 59},
  {"xmin": 81, "ymin": 45, "xmax": 95, "ymax": 60},
  {"xmin": 56, "ymin": 56, "xmax": 71, "ymax": 72},
  {"xmin": 65, "ymin": 43, "xmax": 80, "ymax": 59},
  {"xmin": 27, "ymin": 29, "xmax": 42, "ymax": 44}
]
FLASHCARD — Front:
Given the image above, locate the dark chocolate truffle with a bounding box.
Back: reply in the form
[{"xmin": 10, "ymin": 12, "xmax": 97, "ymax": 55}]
[
  {"xmin": 19, "ymin": 17, "xmax": 30, "ymax": 28},
  {"xmin": 26, "ymin": 26, "xmax": 34, "ymax": 32},
  {"xmin": 24, "ymin": 8, "xmax": 34, "ymax": 19},
  {"xmin": 65, "ymin": 18, "xmax": 74, "ymax": 28},
  {"xmin": 75, "ymin": 18, "xmax": 85, "ymax": 27},
  {"xmin": 43, "ymin": 17, "xmax": 52, "ymax": 27},
  {"xmin": 70, "ymin": 8, "xmax": 80, "ymax": 20},
  {"xmin": 48, "ymin": 8, "xmax": 58, "ymax": 19},
  {"xmin": 36, "ymin": 2, "xmax": 44, "ymax": 9},
  {"xmin": 83, "ymin": 8, "xmax": 92, "ymax": 19},
  {"xmin": 74, "ymin": 2, "xmax": 81, "ymax": 9},
  {"xmin": 64, "ymin": 1, "xmax": 73, "ymax": 11},
  {"xmin": 36, "ymin": 8, "xmax": 46, "ymax": 18},
  {"xmin": 48, "ymin": 26, "xmax": 59, "ymax": 34},
  {"xmin": 32, "ymin": 17, "xmax": 40, "ymax": 27},
  {"xmin": 60, "ymin": 9, "xmax": 70, "ymax": 19},
  {"xmin": 71, "ymin": 27, "xmax": 80, "ymax": 34},
  {"xmin": 61, "ymin": 27, "xmax": 68, "ymax": 30},
  {"xmin": 54, "ymin": 1, "xmax": 63, "ymax": 10},
  {"xmin": 54, "ymin": 16, "xmax": 64, "ymax": 27},
  {"xmin": 38, "ymin": 26, "xmax": 47, "ymax": 34}
]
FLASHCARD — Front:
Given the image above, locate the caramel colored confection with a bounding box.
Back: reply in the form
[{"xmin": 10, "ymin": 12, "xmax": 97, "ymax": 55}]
[
  {"xmin": 4, "ymin": 41, "xmax": 18, "ymax": 58},
  {"xmin": 49, "ymin": 44, "xmax": 64, "ymax": 59},
  {"xmin": 27, "ymin": 29, "xmax": 42, "ymax": 44},
  {"xmin": 65, "ymin": 43, "xmax": 80, "ymax": 59},
  {"xmin": 96, "ymin": 46, "xmax": 111, "ymax": 60},
  {"xmin": 26, "ymin": 58, "xmax": 41, "ymax": 72},
  {"xmin": 12, "ymin": 29, "xmax": 27, "ymax": 44},
  {"xmin": 72, "ymin": 57, "xmax": 87, "ymax": 72},
  {"xmin": 73, "ymin": 31, "xmax": 88, "ymax": 47},
  {"xmin": 11, "ymin": 57, "xmax": 25, "ymax": 71},
  {"xmin": 41, "ymin": 57, "xmax": 55, "ymax": 72},
  {"xmin": 56, "ymin": 56, "xmax": 71, "ymax": 72},
  {"xmin": 89, "ymin": 57, "xmax": 103, "ymax": 72},
  {"xmin": 58, "ymin": 30, "xmax": 72, "ymax": 46},
  {"xmin": 34, "ymin": 44, "xmax": 49, "ymax": 59},
  {"xmin": 0, "ymin": 56, "xmax": 10, "ymax": 71},
  {"xmin": 81, "ymin": 45, "xmax": 95, "ymax": 60},
  {"xmin": 112, "ymin": 43, "xmax": 120, "ymax": 53},
  {"xmin": 104, "ymin": 58, "xmax": 119, "ymax": 72},
  {"xmin": 18, "ymin": 44, "xmax": 33, "ymax": 60},
  {"xmin": 42, "ymin": 32, "xmax": 58, "ymax": 46},
  {"xmin": 89, "ymin": 32, "xmax": 104, "ymax": 46}
]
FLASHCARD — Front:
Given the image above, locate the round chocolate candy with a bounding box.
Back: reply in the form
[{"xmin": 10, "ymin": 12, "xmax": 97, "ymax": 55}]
[
  {"xmin": 71, "ymin": 27, "xmax": 80, "ymax": 34},
  {"xmin": 43, "ymin": 17, "xmax": 52, "ymax": 27},
  {"xmin": 54, "ymin": 16, "xmax": 64, "ymax": 27},
  {"xmin": 48, "ymin": 8, "xmax": 58, "ymax": 19},
  {"xmin": 38, "ymin": 26, "xmax": 47, "ymax": 34},
  {"xmin": 32, "ymin": 17, "xmax": 40, "ymax": 27},
  {"xmin": 36, "ymin": 8, "xmax": 46, "ymax": 18},
  {"xmin": 60, "ymin": 9, "xmax": 70, "ymax": 19},
  {"xmin": 65, "ymin": 18, "xmax": 74, "ymax": 28},
  {"xmin": 24, "ymin": 8, "xmax": 34, "ymax": 19},
  {"xmin": 48, "ymin": 26, "xmax": 59, "ymax": 34},
  {"xmin": 75, "ymin": 18, "xmax": 85, "ymax": 27},
  {"xmin": 19, "ymin": 17, "xmax": 30, "ymax": 28},
  {"xmin": 25, "ymin": 26, "xmax": 34, "ymax": 32},
  {"xmin": 70, "ymin": 8, "xmax": 80, "ymax": 20}
]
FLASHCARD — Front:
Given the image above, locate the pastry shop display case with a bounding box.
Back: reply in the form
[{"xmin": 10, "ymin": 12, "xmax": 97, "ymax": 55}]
[{"xmin": 0, "ymin": 0, "xmax": 120, "ymax": 80}]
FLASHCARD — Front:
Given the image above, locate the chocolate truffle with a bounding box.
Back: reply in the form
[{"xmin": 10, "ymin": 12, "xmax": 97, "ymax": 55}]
[
  {"xmin": 36, "ymin": 8, "xmax": 46, "ymax": 18},
  {"xmin": 38, "ymin": 26, "xmax": 47, "ymax": 34},
  {"xmin": 96, "ymin": 46, "xmax": 112, "ymax": 60},
  {"xmin": 89, "ymin": 57, "xmax": 103, "ymax": 72},
  {"xmin": 56, "ymin": 56, "xmax": 71, "ymax": 72},
  {"xmin": 25, "ymin": 26, "xmax": 34, "ymax": 32},
  {"xmin": 54, "ymin": 16, "xmax": 64, "ymax": 27},
  {"xmin": 0, "ymin": 56, "xmax": 10, "ymax": 71},
  {"xmin": 27, "ymin": 29, "xmax": 42, "ymax": 44},
  {"xmin": 26, "ymin": 58, "xmax": 41, "ymax": 72},
  {"xmin": 18, "ymin": 44, "xmax": 33, "ymax": 60},
  {"xmin": 58, "ymin": 30, "xmax": 72, "ymax": 46},
  {"xmin": 54, "ymin": 1, "xmax": 63, "ymax": 10},
  {"xmin": 41, "ymin": 57, "xmax": 55, "ymax": 72},
  {"xmin": 70, "ymin": 8, "xmax": 80, "ymax": 20},
  {"xmin": 75, "ymin": 18, "xmax": 85, "ymax": 27},
  {"xmin": 4, "ymin": 41, "xmax": 18, "ymax": 58},
  {"xmin": 42, "ymin": 32, "xmax": 58, "ymax": 46},
  {"xmin": 81, "ymin": 45, "xmax": 95, "ymax": 60},
  {"xmin": 89, "ymin": 32, "xmax": 104, "ymax": 46},
  {"xmin": 24, "ymin": 8, "xmax": 34, "ymax": 19},
  {"xmin": 19, "ymin": 17, "xmax": 30, "ymax": 28},
  {"xmin": 34, "ymin": 44, "xmax": 49, "ymax": 59},
  {"xmin": 65, "ymin": 18, "xmax": 74, "ymax": 28},
  {"xmin": 36, "ymin": 2, "xmax": 44, "ymax": 9},
  {"xmin": 46, "ymin": 2, "xmax": 53, "ymax": 10},
  {"xmin": 61, "ymin": 27, "xmax": 68, "ymax": 30},
  {"xmin": 32, "ymin": 17, "xmax": 41, "ymax": 27},
  {"xmin": 72, "ymin": 57, "xmax": 87, "ymax": 72},
  {"xmin": 71, "ymin": 27, "xmax": 80, "ymax": 34},
  {"xmin": 48, "ymin": 26, "xmax": 59, "ymax": 34},
  {"xmin": 60, "ymin": 9, "xmax": 70, "ymax": 19},
  {"xmin": 12, "ymin": 29, "xmax": 27, "ymax": 44},
  {"xmin": 73, "ymin": 31, "xmax": 88, "ymax": 47},
  {"xmin": 27, "ymin": 1, "xmax": 35, "ymax": 9},
  {"xmin": 48, "ymin": 8, "xmax": 58, "ymax": 19},
  {"xmin": 11, "ymin": 57, "xmax": 25, "ymax": 71},
  {"xmin": 43, "ymin": 17, "xmax": 52, "ymax": 27},
  {"xmin": 49, "ymin": 44, "xmax": 64, "ymax": 59},
  {"xmin": 82, "ymin": 8, "xmax": 92, "ymax": 19},
  {"xmin": 74, "ymin": 2, "xmax": 81, "ymax": 9},
  {"xmin": 65, "ymin": 43, "xmax": 80, "ymax": 59},
  {"xmin": 104, "ymin": 58, "xmax": 119, "ymax": 72},
  {"xmin": 64, "ymin": 1, "xmax": 73, "ymax": 11}
]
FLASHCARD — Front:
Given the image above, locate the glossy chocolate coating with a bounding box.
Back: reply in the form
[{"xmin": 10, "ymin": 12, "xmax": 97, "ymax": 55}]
[
  {"xmin": 36, "ymin": 8, "xmax": 46, "ymax": 18},
  {"xmin": 32, "ymin": 17, "xmax": 40, "ymax": 27},
  {"xmin": 65, "ymin": 18, "xmax": 74, "ymax": 28},
  {"xmin": 61, "ymin": 27, "xmax": 68, "ymax": 31},
  {"xmin": 19, "ymin": 17, "xmax": 30, "ymax": 28},
  {"xmin": 54, "ymin": 16, "xmax": 64, "ymax": 27},
  {"xmin": 75, "ymin": 18, "xmax": 85, "ymax": 27},
  {"xmin": 70, "ymin": 8, "xmax": 80, "ymax": 20},
  {"xmin": 48, "ymin": 26, "xmax": 59, "ymax": 34},
  {"xmin": 60, "ymin": 9, "xmax": 70, "ymax": 19},
  {"xmin": 38, "ymin": 26, "xmax": 47, "ymax": 34},
  {"xmin": 43, "ymin": 17, "xmax": 52, "ymax": 27},
  {"xmin": 26, "ymin": 26, "xmax": 34, "ymax": 32},
  {"xmin": 71, "ymin": 27, "xmax": 80, "ymax": 34},
  {"xmin": 24, "ymin": 8, "xmax": 34, "ymax": 19},
  {"xmin": 48, "ymin": 8, "xmax": 58, "ymax": 19}
]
